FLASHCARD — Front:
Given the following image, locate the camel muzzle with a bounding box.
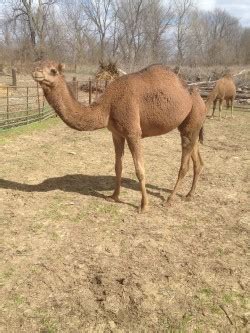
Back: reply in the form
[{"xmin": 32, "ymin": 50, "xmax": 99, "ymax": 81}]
[{"xmin": 32, "ymin": 71, "xmax": 45, "ymax": 82}]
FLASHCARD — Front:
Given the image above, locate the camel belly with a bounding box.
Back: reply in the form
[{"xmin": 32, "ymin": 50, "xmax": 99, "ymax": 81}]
[{"xmin": 140, "ymin": 104, "xmax": 191, "ymax": 138}]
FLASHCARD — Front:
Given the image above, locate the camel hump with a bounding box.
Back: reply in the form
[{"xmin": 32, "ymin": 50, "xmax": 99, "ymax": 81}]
[
  {"xmin": 189, "ymin": 86, "xmax": 199, "ymax": 95},
  {"xmin": 223, "ymin": 73, "xmax": 233, "ymax": 78},
  {"xmin": 138, "ymin": 64, "xmax": 173, "ymax": 75}
]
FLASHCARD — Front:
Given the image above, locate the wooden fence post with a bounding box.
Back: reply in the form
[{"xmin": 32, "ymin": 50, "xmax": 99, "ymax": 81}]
[
  {"xmin": 95, "ymin": 80, "xmax": 98, "ymax": 100},
  {"xmin": 12, "ymin": 68, "xmax": 17, "ymax": 89},
  {"xmin": 26, "ymin": 87, "xmax": 29, "ymax": 124},
  {"xmin": 89, "ymin": 78, "xmax": 92, "ymax": 105},
  {"xmin": 6, "ymin": 87, "xmax": 9, "ymax": 125}
]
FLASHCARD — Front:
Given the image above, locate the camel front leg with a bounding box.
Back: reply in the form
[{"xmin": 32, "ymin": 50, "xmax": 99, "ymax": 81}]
[
  {"xmin": 219, "ymin": 99, "xmax": 223, "ymax": 120},
  {"xmin": 211, "ymin": 100, "xmax": 217, "ymax": 118},
  {"xmin": 106, "ymin": 134, "xmax": 125, "ymax": 202},
  {"xmin": 231, "ymin": 98, "xmax": 234, "ymax": 118},
  {"xmin": 224, "ymin": 100, "xmax": 229, "ymax": 118},
  {"xmin": 127, "ymin": 136, "xmax": 148, "ymax": 213}
]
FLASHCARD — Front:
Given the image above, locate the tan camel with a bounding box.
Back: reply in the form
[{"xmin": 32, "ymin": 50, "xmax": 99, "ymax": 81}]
[
  {"xmin": 206, "ymin": 74, "xmax": 236, "ymax": 119},
  {"xmin": 32, "ymin": 60, "xmax": 207, "ymax": 212}
]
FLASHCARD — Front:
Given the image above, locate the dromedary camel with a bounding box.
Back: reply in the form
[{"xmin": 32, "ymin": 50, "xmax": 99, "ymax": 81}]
[
  {"xmin": 32, "ymin": 61, "xmax": 207, "ymax": 212},
  {"xmin": 206, "ymin": 74, "xmax": 236, "ymax": 119}
]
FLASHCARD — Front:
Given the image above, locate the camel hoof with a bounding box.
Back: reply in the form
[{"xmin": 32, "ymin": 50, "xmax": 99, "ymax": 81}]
[
  {"xmin": 138, "ymin": 205, "xmax": 149, "ymax": 214},
  {"xmin": 105, "ymin": 195, "xmax": 121, "ymax": 203},
  {"xmin": 185, "ymin": 194, "xmax": 192, "ymax": 202},
  {"xmin": 164, "ymin": 197, "xmax": 173, "ymax": 207}
]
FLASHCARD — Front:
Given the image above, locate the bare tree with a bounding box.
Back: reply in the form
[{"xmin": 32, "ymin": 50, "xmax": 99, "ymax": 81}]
[
  {"xmin": 81, "ymin": 0, "xmax": 114, "ymax": 61},
  {"xmin": 0, "ymin": 0, "xmax": 249, "ymax": 68},
  {"xmin": 4, "ymin": 0, "xmax": 58, "ymax": 59},
  {"xmin": 204, "ymin": 9, "xmax": 241, "ymax": 65},
  {"xmin": 113, "ymin": 0, "xmax": 147, "ymax": 68},
  {"xmin": 143, "ymin": 0, "xmax": 173, "ymax": 63},
  {"xmin": 240, "ymin": 28, "xmax": 250, "ymax": 64},
  {"xmin": 173, "ymin": 0, "xmax": 193, "ymax": 65}
]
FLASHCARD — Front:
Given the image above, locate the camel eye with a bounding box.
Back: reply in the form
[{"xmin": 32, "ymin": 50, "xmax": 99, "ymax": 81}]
[{"xmin": 50, "ymin": 68, "xmax": 57, "ymax": 75}]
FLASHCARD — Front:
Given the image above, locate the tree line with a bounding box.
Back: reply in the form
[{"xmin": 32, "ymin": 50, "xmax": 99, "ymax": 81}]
[{"xmin": 0, "ymin": 0, "xmax": 249, "ymax": 70}]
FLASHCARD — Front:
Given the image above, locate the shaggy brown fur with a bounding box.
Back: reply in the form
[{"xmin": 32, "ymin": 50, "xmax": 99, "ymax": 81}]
[
  {"xmin": 206, "ymin": 74, "xmax": 236, "ymax": 119},
  {"xmin": 95, "ymin": 61, "xmax": 120, "ymax": 81},
  {"xmin": 32, "ymin": 61, "xmax": 207, "ymax": 212}
]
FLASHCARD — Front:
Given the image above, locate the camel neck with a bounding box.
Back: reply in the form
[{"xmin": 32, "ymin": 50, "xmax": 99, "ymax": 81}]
[{"xmin": 43, "ymin": 79, "xmax": 109, "ymax": 131}]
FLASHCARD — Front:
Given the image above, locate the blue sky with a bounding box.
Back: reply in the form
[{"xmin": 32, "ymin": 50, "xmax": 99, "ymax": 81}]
[{"xmin": 197, "ymin": 0, "xmax": 250, "ymax": 27}]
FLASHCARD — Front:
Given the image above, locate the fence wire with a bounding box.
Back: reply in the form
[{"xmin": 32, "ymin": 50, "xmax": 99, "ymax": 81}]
[
  {"xmin": 0, "ymin": 79, "xmax": 108, "ymax": 130},
  {"xmin": 0, "ymin": 78, "xmax": 248, "ymax": 130}
]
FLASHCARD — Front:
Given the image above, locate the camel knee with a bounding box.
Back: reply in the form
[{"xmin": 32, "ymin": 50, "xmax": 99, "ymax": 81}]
[
  {"xmin": 194, "ymin": 162, "xmax": 203, "ymax": 175},
  {"xmin": 135, "ymin": 168, "xmax": 145, "ymax": 181},
  {"xmin": 115, "ymin": 160, "xmax": 122, "ymax": 173},
  {"xmin": 179, "ymin": 163, "xmax": 189, "ymax": 179}
]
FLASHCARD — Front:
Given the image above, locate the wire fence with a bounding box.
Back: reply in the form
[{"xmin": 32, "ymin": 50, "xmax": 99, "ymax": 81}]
[
  {"xmin": 0, "ymin": 77, "xmax": 249, "ymax": 130},
  {"xmin": 0, "ymin": 78, "xmax": 108, "ymax": 130},
  {"xmin": 0, "ymin": 84, "xmax": 53, "ymax": 129}
]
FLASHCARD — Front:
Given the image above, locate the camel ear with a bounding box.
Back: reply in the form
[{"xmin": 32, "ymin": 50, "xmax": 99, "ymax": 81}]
[{"xmin": 58, "ymin": 63, "xmax": 65, "ymax": 73}]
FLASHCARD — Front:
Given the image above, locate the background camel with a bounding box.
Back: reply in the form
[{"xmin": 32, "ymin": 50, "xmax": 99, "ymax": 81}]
[
  {"xmin": 80, "ymin": 61, "xmax": 126, "ymax": 94},
  {"xmin": 32, "ymin": 61, "xmax": 207, "ymax": 212},
  {"xmin": 95, "ymin": 61, "xmax": 120, "ymax": 81},
  {"xmin": 206, "ymin": 74, "xmax": 236, "ymax": 119}
]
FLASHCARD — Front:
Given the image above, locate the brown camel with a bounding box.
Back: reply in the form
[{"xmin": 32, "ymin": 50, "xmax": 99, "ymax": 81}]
[
  {"xmin": 32, "ymin": 61, "xmax": 207, "ymax": 212},
  {"xmin": 206, "ymin": 74, "xmax": 236, "ymax": 119}
]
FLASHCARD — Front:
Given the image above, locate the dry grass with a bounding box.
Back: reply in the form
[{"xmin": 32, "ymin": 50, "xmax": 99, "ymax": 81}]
[{"xmin": 0, "ymin": 111, "xmax": 249, "ymax": 332}]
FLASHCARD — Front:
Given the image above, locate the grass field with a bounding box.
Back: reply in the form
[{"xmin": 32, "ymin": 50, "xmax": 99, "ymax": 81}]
[{"xmin": 0, "ymin": 111, "xmax": 249, "ymax": 332}]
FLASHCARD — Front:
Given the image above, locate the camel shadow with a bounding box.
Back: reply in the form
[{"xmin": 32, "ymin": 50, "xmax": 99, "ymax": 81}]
[{"xmin": 0, "ymin": 174, "xmax": 172, "ymax": 206}]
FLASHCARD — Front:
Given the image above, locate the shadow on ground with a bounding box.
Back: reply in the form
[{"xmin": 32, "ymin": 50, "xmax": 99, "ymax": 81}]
[{"xmin": 0, "ymin": 174, "xmax": 172, "ymax": 203}]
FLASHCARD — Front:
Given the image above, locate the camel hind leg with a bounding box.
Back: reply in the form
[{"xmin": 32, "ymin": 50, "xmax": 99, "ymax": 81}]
[
  {"xmin": 106, "ymin": 133, "xmax": 125, "ymax": 202},
  {"xmin": 186, "ymin": 141, "xmax": 204, "ymax": 199},
  {"xmin": 166, "ymin": 132, "xmax": 197, "ymax": 205},
  {"xmin": 127, "ymin": 135, "xmax": 148, "ymax": 213},
  {"xmin": 225, "ymin": 99, "xmax": 230, "ymax": 118}
]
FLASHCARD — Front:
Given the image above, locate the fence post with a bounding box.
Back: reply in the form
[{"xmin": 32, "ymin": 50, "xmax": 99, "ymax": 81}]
[
  {"xmin": 76, "ymin": 80, "xmax": 79, "ymax": 100},
  {"xmin": 72, "ymin": 77, "xmax": 78, "ymax": 99},
  {"xmin": 37, "ymin": 83, "xmax": 41, "ymax": 121},
  {"xmin": 42, "ymin": 90, "xmax": 45, "ymax": 113},
  {"xmin": 95, "ymin": 80, "xmax": 98, "ymax": 100},
  {"xmin": 12, "ymin": 68, "xmax": 17, "ymax": 89},
  {"xmin": 89, "ymin": 78, "xmax": 92, "ymax": 105},
  {"xmin": 6, "ymin": 87, "xmax": 9, "ymax": 126},
  {"xmin": 26, "ymin": 87, "xmax": 29, "ymax": 124}
]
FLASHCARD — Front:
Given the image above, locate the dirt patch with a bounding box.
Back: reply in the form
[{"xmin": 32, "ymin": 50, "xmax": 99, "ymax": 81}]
[{"xmin": 0, "ymin": 112, "xmax": 249, "ymax": 332}]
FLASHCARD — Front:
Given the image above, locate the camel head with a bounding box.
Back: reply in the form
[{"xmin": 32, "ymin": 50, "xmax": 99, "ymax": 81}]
[{"xmin": 32, "ymin": 60, "xmax": 65, "ymax": 87}]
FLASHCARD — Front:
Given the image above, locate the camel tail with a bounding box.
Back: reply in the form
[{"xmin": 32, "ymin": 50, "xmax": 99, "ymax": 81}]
[{"xmin": 199, "ymin": 126, "xmax": 204, "ymax": 144}]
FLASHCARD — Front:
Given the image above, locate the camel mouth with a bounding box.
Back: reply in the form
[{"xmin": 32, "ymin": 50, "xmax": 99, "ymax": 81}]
[{"xmin": 32, "ymin": 72, "xmax": 45, "ymax": 82}]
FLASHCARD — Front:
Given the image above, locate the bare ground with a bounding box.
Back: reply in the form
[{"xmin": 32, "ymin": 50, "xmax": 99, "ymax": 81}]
[{"xmin": 0, "ymin": 111, "xmax": 249, "ymax": 332}]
